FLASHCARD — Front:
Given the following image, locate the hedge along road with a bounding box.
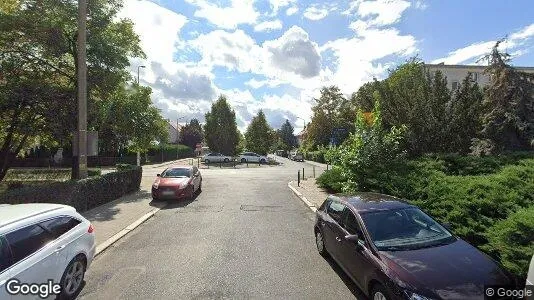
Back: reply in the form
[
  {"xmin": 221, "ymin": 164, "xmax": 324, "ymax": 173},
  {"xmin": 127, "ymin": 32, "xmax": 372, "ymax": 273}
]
[{"xmin": 79, "ymin": 157, "xmax": 365, "ymax": 299}]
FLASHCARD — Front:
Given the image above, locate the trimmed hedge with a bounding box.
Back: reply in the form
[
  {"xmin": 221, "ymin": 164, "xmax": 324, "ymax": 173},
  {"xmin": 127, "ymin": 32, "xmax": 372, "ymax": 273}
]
[
  {"xmin": 0, "ymin": 166, "xmax": 142, "ymax": 212},
  {"xmin": 4, "ymin": 168, "xmax": 101, "ymax": 182},
  {"xmin": 146, "ymin": 144, "xmax": 194, "ymax": 162}
]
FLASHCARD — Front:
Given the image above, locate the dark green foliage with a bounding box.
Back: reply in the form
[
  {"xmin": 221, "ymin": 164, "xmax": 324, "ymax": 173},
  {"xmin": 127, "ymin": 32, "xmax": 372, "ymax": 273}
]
[
  {"xmin": 245, "ymin": 110, "xmax": 273, "ymax": 155},
  {"xmin": 5, "ymin": 168, "xmax": 101, "ymax": 181},
  {"xmin": 146, "ymin": 144, "xmax": 194, "ymax": 162},
  {"xmin": 204, "ymin": 95, "xmax": 240, "ymax": 156},
  {"xmin": 483, "ymin": 205, "xmax": 534, "ymax": 277},
  {"xmin": 316, "ymin": 167, "xmax": 345, "ymax": 192},
  {"xmin": 277, "ymin": 119, "xmax": 298, "ymax": 151},
  {"xmin": 180, "ymin": 119, "xmax": 204, "ymax": 150},
  {"xmin": 0, "ymin": 166, "xmax": 142, "ymax": 212}
]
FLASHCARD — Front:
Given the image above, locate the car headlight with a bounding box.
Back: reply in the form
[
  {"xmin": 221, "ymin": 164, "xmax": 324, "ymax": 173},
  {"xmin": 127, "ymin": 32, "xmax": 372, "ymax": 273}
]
[
  {"xmin": 405, "ymin": 291, "xmax": 432, "ymax": 300},
  {"xmin": 153, "ymin": 179, "xmax": 160, "ymax": 189},
  {"xmin": 179, "ymin": 181, "xmax": 190, "ymax": 189}
]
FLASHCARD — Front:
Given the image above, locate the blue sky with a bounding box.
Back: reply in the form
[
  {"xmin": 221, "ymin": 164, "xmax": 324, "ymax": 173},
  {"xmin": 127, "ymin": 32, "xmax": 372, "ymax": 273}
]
[{"xmin": 119, "ymin": 0, "xmax": 534, "ymax": 132}]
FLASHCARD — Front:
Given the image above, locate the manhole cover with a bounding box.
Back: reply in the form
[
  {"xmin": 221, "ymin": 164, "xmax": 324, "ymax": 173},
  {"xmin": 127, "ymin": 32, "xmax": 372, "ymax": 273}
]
[
  {"xmin": 175, "ymin": 205, "xmax": 223, "ymax": 213},
  {"xmin": 240, "ymin": 205, "xmax": 284, "ymax": 212}
]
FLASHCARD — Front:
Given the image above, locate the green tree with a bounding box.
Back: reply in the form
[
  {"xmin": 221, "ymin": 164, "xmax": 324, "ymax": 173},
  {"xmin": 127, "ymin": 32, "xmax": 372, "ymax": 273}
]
[
  {"xmin": 306, "ymin": 86, "xmax": 354, "ymax": 149},
  {"xmin": 277, "ymin": 119, "xmax": 298, "ymax": 151},
  {"xmin": 204, "ymin": 95, "xmax": 240, "ymax": 155},
  {"xmin": 244, "ymin": 110, "xmax": 273, "ymax": 155},
  {"xmin": 476, "ymin": 41, "xmax": 534, "ymax": 153},
  {"xmin": 350, "ymin": 81, "xmax": 380, "ymax": 112},
  {"xmin": 180, "ymin": 119, "xmax": 204, "ymax": 150}
]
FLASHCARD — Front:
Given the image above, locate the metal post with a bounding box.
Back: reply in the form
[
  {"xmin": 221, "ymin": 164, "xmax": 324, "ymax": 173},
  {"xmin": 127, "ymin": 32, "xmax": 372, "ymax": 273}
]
[
  {"xmin": 302, "ymin": 168, "xmax": 305, "ymax": 179},
  {"xmin": 298, "ymin": 171, "xmax": 300, "ymax": 187},
  {"xmin": 313, "ymin": 166, "xmax": 315, "ymax": 178},
  {"xmin": 197, "ymin": 158, "xmax": 200, "ymax": 168},
  {"xmin": 76, "ymin": 0, "xmax": 88, "ymax": 179},
  {"xmin": 327, "ymin": 164, "xmax": 329, "ymax": 171}
]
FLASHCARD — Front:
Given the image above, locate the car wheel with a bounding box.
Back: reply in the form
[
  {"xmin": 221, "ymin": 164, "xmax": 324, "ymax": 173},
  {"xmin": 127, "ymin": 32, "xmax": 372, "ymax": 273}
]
[
  {"xmin": 198, "ymin": 180, "xmax": 202, "ymax": 192},
  {"xmin": 315, "ymin": 229, "xmax": 328, "ymax": 257},
  {"xmin": 58, "ymin": 255, "xmax": 86, "ymax": 300},
  {"xmin": 260, "ymin": 159, "xmax": 266, "ymax": 164},
  {"xmin": 205, "ymin": 159, "xmax": 210, "ymax": 164},
  {"xmin": 241, "ymin": 158, "xmax": 246, "ymax": 163},
  {"xmin": 371, "ymin": 284, "xmax": 390, "ymax": 300},
  {"xmin": 224, "ymin": 158, "xmax": 229, "ymax": 163}
]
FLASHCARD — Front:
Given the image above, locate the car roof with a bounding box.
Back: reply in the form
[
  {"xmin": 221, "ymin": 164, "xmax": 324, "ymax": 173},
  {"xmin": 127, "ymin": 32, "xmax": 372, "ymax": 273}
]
[
  {"xmin": 0, "ymin": 203, "xmax": 75, "ymax": 228},
  {"xmin": 166, "ymin": 165, "xmax": 192, "ymax": 169},
  {"xmin": 329, "ymin": 192, "xmax": 414, "ymax": 213}
]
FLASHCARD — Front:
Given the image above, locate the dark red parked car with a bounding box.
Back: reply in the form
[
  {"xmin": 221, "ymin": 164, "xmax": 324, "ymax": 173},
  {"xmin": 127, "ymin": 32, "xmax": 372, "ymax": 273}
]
[
  {"xmin": 151, "ymin": 166, "xmax": 202, "ymax": 201},
  {"xmin": 314, "ymin": 193, "xmax": 516, "ymax": 300}
]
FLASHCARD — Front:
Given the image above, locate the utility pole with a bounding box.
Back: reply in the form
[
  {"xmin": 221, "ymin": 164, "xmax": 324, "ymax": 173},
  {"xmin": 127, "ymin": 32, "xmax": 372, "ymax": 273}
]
[
  {"xmin": 76, "ymin": 0, "xmax": 88, "ymax": 179},
  {"xmin": 135, "ymin": 65, "xmax": 145, "ymax": 166}
]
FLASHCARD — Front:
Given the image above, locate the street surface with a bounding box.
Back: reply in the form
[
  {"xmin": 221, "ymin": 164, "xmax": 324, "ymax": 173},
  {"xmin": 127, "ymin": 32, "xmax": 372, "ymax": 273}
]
[{"xmin": 79, "ymin": 158, "xmax": 364, "ymax": 299}]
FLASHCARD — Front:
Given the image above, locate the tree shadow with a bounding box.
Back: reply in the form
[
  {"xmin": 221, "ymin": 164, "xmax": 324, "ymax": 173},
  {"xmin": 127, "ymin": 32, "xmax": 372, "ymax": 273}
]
[{"xmin": 322, "ymin": 255, "xmax": 369, "ymax": 299}]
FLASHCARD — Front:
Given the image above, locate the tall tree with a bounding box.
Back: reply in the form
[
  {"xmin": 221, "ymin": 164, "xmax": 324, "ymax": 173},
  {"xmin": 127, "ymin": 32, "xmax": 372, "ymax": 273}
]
[
  {"xmin": 204, "ymin": 95, "xmax": 240, "ymax": 155},
  {"xmin": 244, "ymin": 110, "xmax": 272, "ymax": 155},
  {"xmin": 277, "ymin": 119, "xmax": 298, "ymax": 151},
  {"xmin": 305, "ymin": 86, "xmax": 354, "ymax": 149},
  {"xmin": 476, "ymin": 41, "xmax": 534, "ymax": 153},
  {"xmin": 180, "ymin": 119, "xmax": 204, "ymax": 150}
]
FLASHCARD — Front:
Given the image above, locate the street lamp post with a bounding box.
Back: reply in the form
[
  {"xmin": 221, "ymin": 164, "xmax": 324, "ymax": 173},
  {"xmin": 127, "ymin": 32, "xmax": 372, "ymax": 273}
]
[
  {"xmin": 135, "ymin": 65, "xmax": 145, "ymax": 166},
  {"xmin": 137, "ymin": 65, "xmax": 145, "ymax": 85},
  {"xmin": 75, "ymin": 0, "xmax": 88, "ymax": 179},
  {"xmin": 296, "ymin": 117, "xmax": 306, "ymax": 129}
]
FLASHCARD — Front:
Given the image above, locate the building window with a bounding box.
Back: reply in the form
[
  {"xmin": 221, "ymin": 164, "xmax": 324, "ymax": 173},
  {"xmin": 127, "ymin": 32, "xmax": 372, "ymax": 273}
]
[{"xmin": 451, "ymin": 81, "xmax": 459, "ymax": 90}]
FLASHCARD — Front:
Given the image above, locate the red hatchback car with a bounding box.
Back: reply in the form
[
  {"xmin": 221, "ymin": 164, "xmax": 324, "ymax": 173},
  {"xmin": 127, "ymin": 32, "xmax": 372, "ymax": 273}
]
[{"xmin": 151, "ymin": 166, "xmax": 202, "ymax": 201}]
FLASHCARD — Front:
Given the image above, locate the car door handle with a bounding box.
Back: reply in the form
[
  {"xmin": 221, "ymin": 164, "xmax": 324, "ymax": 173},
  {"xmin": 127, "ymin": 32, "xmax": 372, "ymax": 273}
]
[
  {"xmin": 55, "ymin": 245, "xmax": 66, "ymax": 252},
  {"xmin": 335, "ymin": 237, "xmax": 342, "ymax": 242}
]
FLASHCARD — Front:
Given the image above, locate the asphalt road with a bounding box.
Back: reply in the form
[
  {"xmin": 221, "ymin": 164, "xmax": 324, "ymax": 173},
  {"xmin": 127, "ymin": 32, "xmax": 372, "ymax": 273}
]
[{"xmin": 79, "ymin": 157, "xmax": 365, "ymax": 299}]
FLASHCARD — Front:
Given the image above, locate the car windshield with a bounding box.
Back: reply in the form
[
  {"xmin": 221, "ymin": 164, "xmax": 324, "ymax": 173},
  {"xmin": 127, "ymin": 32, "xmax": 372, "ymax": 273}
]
[
  {"xmin": 360, "ymin": 208, "xmax": 455, "ymax": 251},
  {"xmin": 161, "ymin": 168, "xmax": 190, "ymax": 178}
]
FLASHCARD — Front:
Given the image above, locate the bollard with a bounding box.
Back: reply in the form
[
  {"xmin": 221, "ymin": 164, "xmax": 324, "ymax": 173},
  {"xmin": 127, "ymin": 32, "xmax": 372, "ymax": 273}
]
[
  {"xmin": 247, "ymin": 161, "xmax": 249, "ymax": 168},
  {"xmin": 326, "ymin": 164, "xmax": 329, "ymax": 171},
  {"xmin": 302, "ymin": 168, "xmax": 305, "ymax": 180},
  {"xmin": 313, "ymin": 166, "xmax": 316, "ymax": 178},
  {"xmin": 197, "ymin": 158, "xmax": 200, "ymax": 168},
  {"xmin": 298, "ymin": 170, "xmax": 300, "ymax": 187},
  {"xmin": 219, "ymin": 161, "xmax": 222, "ymax": 168}
]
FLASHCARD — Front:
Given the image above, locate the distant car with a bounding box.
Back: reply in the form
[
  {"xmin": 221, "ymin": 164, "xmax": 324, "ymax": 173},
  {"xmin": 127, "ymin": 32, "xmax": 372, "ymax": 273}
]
[
  {"xmin": 152, "ymin": 165, "xmax": 202, "ymax": 201},
  {"xmin": 0, "ymin": 204, "xmax": 95, "ymax": 300},
  {"xmin": 290, "ymin": 151, "xmax": 304, "ymax": 162},
  {"xmin": 314, "ymin": 193, "xmax": 516, "ymax": 300},
  {"xmin": 239, "ymin": 152, "xmax": 267, "ymax": 164},
  {"xmin": 201, "ymin": 152, "xmax": 232, "ymax": 164}
]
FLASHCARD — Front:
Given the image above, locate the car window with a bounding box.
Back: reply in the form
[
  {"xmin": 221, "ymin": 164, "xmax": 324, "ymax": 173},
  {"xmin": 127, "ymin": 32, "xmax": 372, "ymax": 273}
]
[
  {"xmin": 327, "ymin": 201, "xmax": 345, "ymax": 224},
  {"xmin": 40, "ymin": 217, "xmax": 81, "ymax": 240},
  {"xmin": 6, "ymin": 224, "xmax": 52, "ymax": 265},
  {"xmin": 161, "ymin": 168, "xmax": 190, "ymax": 178},
  {"xmin": 0, "ymin": 235, "xmax": 13, "ymax": 273},
  {"xmin": 343, "ymin": 209, "xmax": 364, "ymax": 238}
]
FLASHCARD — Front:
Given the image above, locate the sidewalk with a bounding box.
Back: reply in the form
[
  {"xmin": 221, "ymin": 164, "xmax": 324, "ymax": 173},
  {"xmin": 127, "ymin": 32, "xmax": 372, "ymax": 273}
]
[
  {"xmin": 288, "ymin": 178, "xmax": 330, "ymax": 210},
  {"xmin": 81, "ymin": 158, "xmax": 195, "ymax": 255}
]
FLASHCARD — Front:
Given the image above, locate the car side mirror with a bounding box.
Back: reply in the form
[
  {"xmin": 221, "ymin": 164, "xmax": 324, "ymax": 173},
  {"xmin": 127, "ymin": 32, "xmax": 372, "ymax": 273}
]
[{"xmin": 156, "ymin": 174, "xmax": 161, "ymax": 177}]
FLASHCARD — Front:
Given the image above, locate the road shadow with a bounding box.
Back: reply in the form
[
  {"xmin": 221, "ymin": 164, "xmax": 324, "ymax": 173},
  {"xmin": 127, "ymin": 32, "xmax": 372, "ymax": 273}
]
[
  {"xmin": 82, "ymin": 190, "xmax": 152, "ymax": 222},
  {"xmin": 322, "ymin": 256, "xmax": 369, "ymax": 300},
  {"xmin": 150, "ymin": 189, "xmax": 201, "ymax": 210}
]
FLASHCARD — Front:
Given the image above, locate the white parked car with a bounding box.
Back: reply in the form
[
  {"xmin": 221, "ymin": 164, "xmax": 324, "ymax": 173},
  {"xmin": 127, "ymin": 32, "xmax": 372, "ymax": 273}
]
[
  {"xmin": 239, "ymin": 152, "xmax": 268, "ymax": 164},
  {"xmin": 202, "ymin": 152, "xmax": 232, "ymax": 164},
  {"xmin": 0, "ymin": 203, "xmax": 95, "ymax": 300}
]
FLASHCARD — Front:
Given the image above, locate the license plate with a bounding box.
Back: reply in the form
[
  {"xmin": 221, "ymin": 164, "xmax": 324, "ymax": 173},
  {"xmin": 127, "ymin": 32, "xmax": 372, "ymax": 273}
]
[{"xmin": 162, "ymin": 190, "xmax": 174, "ymax": 196}]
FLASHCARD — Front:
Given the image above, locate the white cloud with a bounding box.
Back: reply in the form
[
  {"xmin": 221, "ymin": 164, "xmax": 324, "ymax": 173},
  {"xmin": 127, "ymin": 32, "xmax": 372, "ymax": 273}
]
[
  {"xmin": 269, "ymin": 0, "xmax": 297, "ymax": 15},
  {"xmin": 413, "ymin": 0, "xmax": 428, "ymax": 10},
  {"xmin": 184, "ymin": 0, "xmax": 259, "ymax": 29},
  {"xmin": 254, "ymin": 20, "xmax": 283, "ymax": 32},
  {"xmin": 303, "ymin": 5, "xmax": 329, "ymax": 21},
  {"xmin": 431, "ymin": 23, "xmax": 534, "ymax": 64},
  {"xmin": 286, "ymin": 5, "xmax": 299, "ymax": 16},
  {"xmin": 356, "ymin": 0, "xmax": 411, "ymax": 27}
]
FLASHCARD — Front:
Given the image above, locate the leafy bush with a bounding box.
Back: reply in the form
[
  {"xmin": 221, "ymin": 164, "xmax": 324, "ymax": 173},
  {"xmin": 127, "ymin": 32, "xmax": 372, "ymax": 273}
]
[
  {"xmin": 0, "ymin": 167, "xmax": 142, "ymax": 212},
  {"xmin": 316, "ymin": 167, "xmax": 345, "ymax": 192},
  {"xmin": 483, "ymin": 205, "xmax": 534, "ymax": 278},
  {"xmin": 5, "ymin": 168, "xmax": 102, "ymax": 181}
]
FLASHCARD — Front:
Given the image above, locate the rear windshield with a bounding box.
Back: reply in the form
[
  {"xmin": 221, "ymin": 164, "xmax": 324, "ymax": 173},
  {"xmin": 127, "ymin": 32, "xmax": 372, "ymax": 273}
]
[{"xmin": 161, "ymin": 168, "xmax": 190, "ymax": 178}]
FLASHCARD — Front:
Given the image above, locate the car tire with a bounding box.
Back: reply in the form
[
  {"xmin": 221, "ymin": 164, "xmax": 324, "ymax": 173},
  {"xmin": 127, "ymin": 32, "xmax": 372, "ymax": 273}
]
[
  {"xmin": 57, "ymin": 255, "xmax": 86, "ymax": 300},
  {"xmin": 315, "ymin": 229, "xmax": 329, "ymax": 257},
  {"xmin": 205, "ymin": 159, "xmax": 210, "ymax": 164},
  {"xmin": 371, "ymin": 284, "xmax": 390, "ymax": 300},
  {"xmin": 187, "ymin": 186, "xmax": 195, "ymax": 201},
  {"xmin": 260, "ymin": 159, "xmax": 266, "ymax": 164},
  {"xmin": 224, "ymin": 158, "xmax": 229, "ymax": 163},
  {"xmin": 198, "ymin": 181, "xmax": 202, "ymax": 193},
  {"xmin": 241, "ymin": 158, "xmax": 246, "ymax": 163},
  {"xmin": 152, "ymin": 196, "xmax": 158, "ymax": 202}
]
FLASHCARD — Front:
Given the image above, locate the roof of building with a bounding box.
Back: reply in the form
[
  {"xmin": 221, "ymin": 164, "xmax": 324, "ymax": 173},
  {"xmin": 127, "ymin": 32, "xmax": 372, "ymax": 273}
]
[
  {"xmin": 329, "ymin": 192, "xmax": 414, "ymax": 213},
  {"xmin": 425, "ymin": 63, "xmax": 534, "ymax": 72},
  {"xmin": 0, "ymin": 203, "xmax": 74, "ymax": 228}
]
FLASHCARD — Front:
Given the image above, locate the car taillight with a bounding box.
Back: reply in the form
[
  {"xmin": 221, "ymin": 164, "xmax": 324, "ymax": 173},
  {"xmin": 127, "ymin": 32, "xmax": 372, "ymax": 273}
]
[{"xmin": 88, "ymin": 224, "xmax": 95, "ymax": 233}]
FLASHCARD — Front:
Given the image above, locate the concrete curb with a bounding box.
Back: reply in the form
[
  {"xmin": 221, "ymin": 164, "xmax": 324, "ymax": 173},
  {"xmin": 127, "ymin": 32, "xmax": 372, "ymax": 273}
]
[
  {"xmin": 288, "ymin": 182, "xmax": 317, "ymax": 212},
  {"xmin": 94, "ymin": 203, "xmax": 167, "ymax": 257}
]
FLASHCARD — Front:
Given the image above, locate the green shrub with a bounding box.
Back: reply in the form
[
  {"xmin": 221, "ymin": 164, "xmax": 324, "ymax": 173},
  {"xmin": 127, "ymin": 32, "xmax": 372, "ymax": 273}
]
[
  {"xmin": 483, "ymin": 205, "xmax": 534, "ymax": 278},
  {"xmin": 316, "ymin": 167, "xmax": 345, "ymax": 192},
  {"xmin": 147, "ymin": 144, "xmax": 194, "ymax": 162},
  {"xmin": 116, "ymin": 163, "xmax": 135, "ymax": 171},
  {"xmin": 0, "ymin": 167, "xmax": 142, "ymax": 212}
]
